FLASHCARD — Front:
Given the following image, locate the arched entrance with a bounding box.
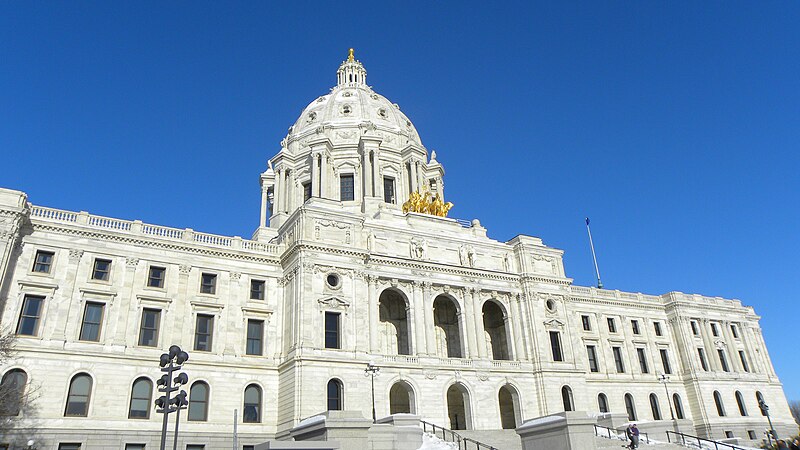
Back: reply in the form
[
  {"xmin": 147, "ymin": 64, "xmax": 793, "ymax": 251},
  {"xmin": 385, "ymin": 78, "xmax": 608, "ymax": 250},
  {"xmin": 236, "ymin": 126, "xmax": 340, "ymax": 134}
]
[
  {"xmin": 434, "ymin": 296, "xmax": 462, "ymax": 358},
  {"xmin": 379, "ymin": 289, "xmax": 410, "ymax": 355},
  {"xmin": 446, "ymin": 383, "xmax": 471, "ymax": 430},
  {"xmin": 389, "ymin": 381, "xmax": 415, "ymax": 414},
  {"xmin": 498, "ymin": 385, "xmax": 521, "ymax": 429},
  {"xmin": 482, "ymin": 301, "xmax": 510, "ymax": 360}
]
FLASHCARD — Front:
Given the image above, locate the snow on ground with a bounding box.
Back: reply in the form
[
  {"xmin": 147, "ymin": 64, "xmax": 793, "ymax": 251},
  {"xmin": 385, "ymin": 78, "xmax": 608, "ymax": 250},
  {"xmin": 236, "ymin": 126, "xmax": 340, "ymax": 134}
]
[{"xmin": 417, "ymin": 432, "xmax": 459, "ymax": 450}]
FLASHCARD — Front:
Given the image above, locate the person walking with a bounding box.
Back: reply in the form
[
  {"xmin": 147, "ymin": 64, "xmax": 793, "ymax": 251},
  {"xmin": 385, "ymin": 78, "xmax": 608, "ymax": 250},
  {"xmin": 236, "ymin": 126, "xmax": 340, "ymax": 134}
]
[{"xmin": 625, "ymin": 424, "xmax": 640, "ymax": 449}]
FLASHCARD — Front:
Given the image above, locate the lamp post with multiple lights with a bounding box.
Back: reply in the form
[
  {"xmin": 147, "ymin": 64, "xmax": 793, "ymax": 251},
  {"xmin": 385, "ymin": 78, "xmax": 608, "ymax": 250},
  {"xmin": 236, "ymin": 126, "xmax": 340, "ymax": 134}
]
[
  {"xmin": 364, "ymin": 363, "xmax": 380, "ymax": 423},
  {"xmin": 155, "ymin": 345, "xmax": 189, "ymax": 450}
]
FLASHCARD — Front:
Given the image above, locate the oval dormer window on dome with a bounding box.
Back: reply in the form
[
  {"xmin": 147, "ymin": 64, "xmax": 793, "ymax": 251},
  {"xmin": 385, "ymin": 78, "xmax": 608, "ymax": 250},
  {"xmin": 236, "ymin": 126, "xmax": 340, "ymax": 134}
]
[
  {"xmin": 378, "ymin": 108, "xmax": 388, "ymax": 119},
  {"xmin": 307, "ymin": 111, "xmax": 317, "ymax": 123},
  {"xmin": 341, "ymin": 105, "xmax": 352, "ymax": 116}
]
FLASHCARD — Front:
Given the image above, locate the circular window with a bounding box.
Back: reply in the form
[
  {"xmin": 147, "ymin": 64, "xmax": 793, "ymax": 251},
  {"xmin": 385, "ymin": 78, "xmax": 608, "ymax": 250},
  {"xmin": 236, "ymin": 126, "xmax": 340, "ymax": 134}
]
[
  {"xmin": 378, "ymin": 108, "xmax": 388, "ymax": 119},
  {"xmin": 326, "ymin": 273, "xmax": 341, "ymax": 289},
  {"xmin": 545, "ymin": 299, "xmax": 556, "ymax": 312}
]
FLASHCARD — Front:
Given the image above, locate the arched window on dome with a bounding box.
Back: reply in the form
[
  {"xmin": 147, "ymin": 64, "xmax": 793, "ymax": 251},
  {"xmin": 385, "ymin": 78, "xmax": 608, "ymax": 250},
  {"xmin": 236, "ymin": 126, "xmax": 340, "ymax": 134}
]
[{"xmin": 0, "ymin": 369, "xmax": 27, "ymax": 416}]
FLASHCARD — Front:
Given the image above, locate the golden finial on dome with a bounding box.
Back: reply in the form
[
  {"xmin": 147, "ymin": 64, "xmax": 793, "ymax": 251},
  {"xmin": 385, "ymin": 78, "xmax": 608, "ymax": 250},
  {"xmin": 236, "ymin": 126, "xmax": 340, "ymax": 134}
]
[{"xmin": 348, "ymin": 48, "xmax": 355, "ymax": 62}]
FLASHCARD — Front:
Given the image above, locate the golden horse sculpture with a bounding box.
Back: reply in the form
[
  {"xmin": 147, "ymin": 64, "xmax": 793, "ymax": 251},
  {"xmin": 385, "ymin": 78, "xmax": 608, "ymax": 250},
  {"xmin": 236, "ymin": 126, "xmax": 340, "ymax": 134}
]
[{"xmin": 402, "ymin": 189, "xmax": 454, "ymax": 217}]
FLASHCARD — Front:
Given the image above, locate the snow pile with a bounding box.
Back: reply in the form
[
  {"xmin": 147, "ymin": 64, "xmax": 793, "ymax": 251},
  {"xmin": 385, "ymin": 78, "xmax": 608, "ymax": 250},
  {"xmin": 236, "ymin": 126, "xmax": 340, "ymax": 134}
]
[{"xmin": 417, "ymin": 433, "xmax": 459, "ymax": 450}]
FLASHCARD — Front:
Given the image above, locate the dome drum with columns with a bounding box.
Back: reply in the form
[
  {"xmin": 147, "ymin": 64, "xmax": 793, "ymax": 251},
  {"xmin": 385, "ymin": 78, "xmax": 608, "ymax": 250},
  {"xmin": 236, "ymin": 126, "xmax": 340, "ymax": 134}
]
[{"xmin": 257, "ymin": 50, "xmax": 446, "ymax": 234}]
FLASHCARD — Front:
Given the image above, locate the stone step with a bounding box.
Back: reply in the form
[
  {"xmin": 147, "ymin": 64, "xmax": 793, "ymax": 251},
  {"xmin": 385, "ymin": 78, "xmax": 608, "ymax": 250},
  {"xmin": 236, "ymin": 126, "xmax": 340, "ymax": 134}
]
[
  {"xmin": 594, "ymin": 435, "xmax": 687, "ymax": 450},
  {"xmin": 456, "ymin": 429, "xmax": 521, "ymax": 450}
]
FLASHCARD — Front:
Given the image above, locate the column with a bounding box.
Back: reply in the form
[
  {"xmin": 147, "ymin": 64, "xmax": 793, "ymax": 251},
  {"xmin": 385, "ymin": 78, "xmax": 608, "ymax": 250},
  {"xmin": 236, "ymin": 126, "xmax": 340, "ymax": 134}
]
[
  {"xmin": 113, "ymin": 257, "xmax": 139, "ymax": 346},
  {"xmin": 363, "ymin": 150, "xmax": 373, "ymax": 197},
  {"xmin": 412, "ymin": 281, "xmax": 427, "ymax": 355},
  {"xmin": 274, "ymin": 169, "xmax": 283, "ymax": 214},
  {"xmin": 720, "ymin": 321, "xmax": 741, "ymax": 372},
  {"xmin": 410, "ymin": 159, "xmax": 418, "ymax": 192},
  {"xmin": 416, "ymin": 161, "xmax": 424, "ymax": 191},
  {"xmin": 507, "ymin": 297, "xmax": 523, "ymax": 360},
  {"xmin": 259, "ymin": 184, "xmax": 269, "ymax": 227},
  {"xmin": 471, "ymin": 289, "xmax": 487, "ymax": 359},
  {"xmin": 368, "ymin": 276, "xmax": 379, "ymax": 354},
  {"xmin": 699, "ymin": 319, "xmax": 719, "ymax": 371},
  {"xmin": 311, "ymin": 153, "xmax": 320, "ymax": 197},
  {"xmin": 462, "ymin": 290, "xmax": 479, "ymax": 359},
  {"xmin": 373, "ymin": 151, "xmax": 382, "ymax": 200},
  {"xmin": 321, "ymin": 154, "xmax": 328, "ymax": 198},
  {"xmin": 423, "ymin": 282, "xmax": 436, "ymax": 356}
]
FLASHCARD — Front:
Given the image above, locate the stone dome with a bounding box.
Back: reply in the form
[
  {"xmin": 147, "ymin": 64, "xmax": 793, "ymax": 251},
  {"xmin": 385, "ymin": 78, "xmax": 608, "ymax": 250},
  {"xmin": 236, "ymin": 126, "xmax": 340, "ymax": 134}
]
[{"xmin": 285, "ymin": 50, "xmax": 422, "ymax": 149}]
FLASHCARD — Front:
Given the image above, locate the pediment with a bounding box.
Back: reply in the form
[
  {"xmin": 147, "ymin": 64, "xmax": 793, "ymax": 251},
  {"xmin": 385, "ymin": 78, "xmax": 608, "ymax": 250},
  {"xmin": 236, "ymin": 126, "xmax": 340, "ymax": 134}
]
[{"xmin": 318, "ymin": 296, "xmax": 350, "ymax": 310}]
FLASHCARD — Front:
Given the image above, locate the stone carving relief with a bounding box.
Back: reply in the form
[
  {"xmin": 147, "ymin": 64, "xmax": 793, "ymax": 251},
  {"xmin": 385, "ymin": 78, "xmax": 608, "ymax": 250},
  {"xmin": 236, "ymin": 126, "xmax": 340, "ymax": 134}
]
[
  {"xmin": 543, "ymin": 318, "xmax": 565, "ymax": 329},
  {"xmin": 503, "ymin": 253, "xmax": 514, "ymax": 272},
  {"xmin": 68, "ymin": 249, "xmax": 84, "ymax": 262},
  {"xmin": 459, "ymin": 245, "xmax": 475, "ymax": 267},
  {"xmin": 531, "ymin": 254, "xmax": 558, "ymax": 275},
  {"xmin": 314, "ymin": 219, "xmax": 352, "ymax": 245},
  {"xmin": 318, "ymin": 297, "xmax": 350, "ymax": 311},
  {"xmin": 335, "ymin": 130, "xmax": 357, "ymax": 140},
  {"xmin": 410, "ymin": 237, "xmax": 427, "ymax": 260},
  {"xmin": 125, "ymin": 257, "xmax": 140, "ymax": 267},
  {"xmin": 179, "ymin": 264, "xmax": 192, "ymax": 275},
  {"xmin": 423, "ymin": 370, "xmax": 437, "ymax": 380},
  {"xmin": 230, "ymin": 272, "xmax": 242, "ymax": 281}
]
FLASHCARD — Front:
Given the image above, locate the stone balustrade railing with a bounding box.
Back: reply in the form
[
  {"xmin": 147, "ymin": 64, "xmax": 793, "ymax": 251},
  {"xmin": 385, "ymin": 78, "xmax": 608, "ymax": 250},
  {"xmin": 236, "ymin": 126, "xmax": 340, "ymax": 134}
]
[
  {"xmin": 569, "ymin": 285, "xmax": 662, "ymax": 303},
  {"xmin": 29, "ymin": 205, "xmax": 279, "ymax": 256}
]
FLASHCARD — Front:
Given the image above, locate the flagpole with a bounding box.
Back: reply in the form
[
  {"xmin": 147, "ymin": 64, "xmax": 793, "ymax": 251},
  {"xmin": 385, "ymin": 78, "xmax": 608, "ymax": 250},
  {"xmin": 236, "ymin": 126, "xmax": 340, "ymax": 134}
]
[{"xmin": 585, "ymin": 218, "xmax": 603, "ymax": 289}]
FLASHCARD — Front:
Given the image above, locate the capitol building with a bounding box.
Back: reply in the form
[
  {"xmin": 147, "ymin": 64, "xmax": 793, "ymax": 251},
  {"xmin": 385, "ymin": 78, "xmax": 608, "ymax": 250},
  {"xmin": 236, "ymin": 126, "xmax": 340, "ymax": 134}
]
[{"xmin": 0, "ymin": 50, "xmax": 795, "ymax": 449}]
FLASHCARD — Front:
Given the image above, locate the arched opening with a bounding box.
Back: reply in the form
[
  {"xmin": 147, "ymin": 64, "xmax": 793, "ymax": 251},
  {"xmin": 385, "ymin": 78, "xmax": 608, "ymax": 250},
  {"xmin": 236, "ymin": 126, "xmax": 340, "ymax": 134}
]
[
  {"xmin": 498, "ymin": 385, "xmax": 520, "ymax": 429},
  {"xmin": 713, "ymin": 391, "xmax": 726, "ymax": 417},
  {"xmin": 756, "ymin": 391, "xmax": 766, "ymax": 416},
  {"xmin": 389, "ymin": 381, "xmax": 415, "ymax": 414},
  {"xmin": 0, "ymin": 369, "xmax": 27, "ymax": 416},
  {"xmin": 446, "ymin": 383, "xmax": 471, "ymax": 430},
  {"xmin": 244, "ymin": 384, "xmax": 262, "ymax": 423},
  {"xmin": 188, "ymin": 381, "xmax": 209, "ymax": 421},
  {"xmin": 433, "ymin": 296, "xmax": 462, "ymax": 358},
  {"xmin": 65, "ymin": 373, "xmax": 92, "ymax": 417},
  {"xmin": 598, "ymin": 393, "xmax": 609, "ymax": 413},
  {"xmin": 128, "ymin": 377, "xmax": 152, "ymax": 419},
  {"xmin": 327, "ymin": 379, "xmax": 343, "ymax": 411},
  {"xmin": 379, "ymin": 289, "xmax": 410, "ymax": 355},
  {"xmin": 561, "ymin": 386, "xmax": 574, "ymax": 412},
  {"xmin": 624, "ymin": 393, "xmax": 637, "ymax": 421},
  {"xmin": 735, "ymin": 391, "xmax": 747, "ymax": 416},
  {"xmin": 673, "ymin": 393, "xmax": 685, "ymax": 419},
  {"xmin": 649, "ymin": 393, "xmax": 662, "ymax": 420},
  {"xmin": 482, "ymin": 301, "xmax": 511, "ymax": 360}
]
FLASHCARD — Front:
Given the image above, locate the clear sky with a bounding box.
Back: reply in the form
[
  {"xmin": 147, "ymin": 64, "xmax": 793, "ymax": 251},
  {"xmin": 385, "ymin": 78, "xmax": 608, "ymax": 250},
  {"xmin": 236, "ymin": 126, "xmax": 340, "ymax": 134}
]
[{"xmin": 2, "ymin": 2, "xmax": 799, "ymax": 399}]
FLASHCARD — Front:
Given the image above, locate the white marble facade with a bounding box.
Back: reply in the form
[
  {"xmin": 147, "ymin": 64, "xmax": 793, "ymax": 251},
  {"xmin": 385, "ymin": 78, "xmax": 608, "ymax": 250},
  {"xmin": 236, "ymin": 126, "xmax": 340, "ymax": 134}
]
[{"xmin": 0, "ymin": 51, "xmax": 795, "ymax": 449}]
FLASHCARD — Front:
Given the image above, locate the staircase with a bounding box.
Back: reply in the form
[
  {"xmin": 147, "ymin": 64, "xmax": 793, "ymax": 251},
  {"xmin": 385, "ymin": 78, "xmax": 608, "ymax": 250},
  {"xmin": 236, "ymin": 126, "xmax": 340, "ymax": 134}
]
[
  {"xmin": 420, "ymin": 421, "xmax": 506, "ymax": 450},
  {"xmin": 458, "ymin": 430, "xmax": 522, "ymax": 450}
]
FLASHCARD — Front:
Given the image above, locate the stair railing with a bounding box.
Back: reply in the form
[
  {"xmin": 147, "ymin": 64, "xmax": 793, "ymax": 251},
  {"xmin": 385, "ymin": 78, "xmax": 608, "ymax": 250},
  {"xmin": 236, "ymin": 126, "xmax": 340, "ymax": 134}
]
[
  {"xmin": 666, "ymin": 430, "xmax": 748, "ymax": 450},
  {"xmin": 420, "ymin": 420, "xmax": 499, "ymax": 450},
  {"xmin": 593, "ymin": 424, "xmax": 651, "ymax": 445}
]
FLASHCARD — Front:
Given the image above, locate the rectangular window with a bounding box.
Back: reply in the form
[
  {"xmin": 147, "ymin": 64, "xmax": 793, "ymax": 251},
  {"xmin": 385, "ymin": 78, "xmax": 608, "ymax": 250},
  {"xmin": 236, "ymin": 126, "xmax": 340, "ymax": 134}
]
[
  {"xmin": 340, "ymin": 174, "xmax": 355, "ymax": 201},
  {"xmin": 325, "ymin": 312, "xmax": 340, "ymax": 349},
  {"xmin": 731, "ymin": 324, "xmax": 739, "ymax": 338},
  {"xmin": 194, "ymin": 314, "xmax": 214, "ymax": 351},
  {"xmin": 125, "ymin": 445, "xmax": 146, "ymax": 450},
  {"xmin": 581, "ymin": 315, "xmax": 591, "ymax": 331},
  {"xmin": 690, "ymin": 321, "xmax": 699, "ymax": 336},
  {"xmin": 91, "ymin": 258, "xmax": 112, "ymax": 281},
  {"xmin": 711, "ymin": 323, "xmax": 719, "ymax": 337},
  {"xmin": 33, "ymin": 250, "xmax": 55, "ymax": 273},
  {"xmin": 612, "ymin": 346, "xmax": 625, "ymax": 373},
  {"xmin": 200, "ymin": 273, "xmax": 216, "ymax": 295},
  {"xmin": 747, "ymin": 430, "xmax": 757, "ymax": 440},
  {"xmin": 637, "ymin": 348, "xmax": 649, "ymax": 374},
  {"xmin": 660, "ymin": 348, "xmax": 672, "ymax": 374},
  {"xmin": 58, "ymin": 445, "xmax": 81, "ymax": 450},
  {"xmin": 303, "ymin": 182, "xmax": 312, "ymax": 201},
  {"xmin": 79, "ymin": 302, "xmax": 104, "ymax": 342},
  {"xmin": 739, "ymin": 350, "xmax": 750, "ymax": 372},
  {"xmin": 16, "ymin": 295, "xmax": 44, "ymax": 336},
  {"xmin": 725, "ymin": 431, "xmax": 734, "ymax": 439},
  {"xmin": 186, "ymin": 446, "xmax": 205, "ymax": 450},
  {"xmin": 718, "ymin": 349, "xmax": 730, "ymax": 372},
  {"xmin": 549, "ymin": 331, "xmax": 563, "ymax": 361},
  {"xmin": 654, "ymin": 321, "xmax": 663, "ymax": 336},
  {"xmin": 138, "ymin": 309, "xmax": 161, "ymax": 347},
  {"xmin": 244, "ymin": 447, "xmax": 255, "ymax": 450},
  {"xmin": 587, "ymin": 345, "xmax": 599, "ymax": 372},
  {"xmin": 698, "ymin": 348, "xmax": 709, "ymax": 371},
  {"xmin": 383, "ymin": 177, "xmax": 396, "ymax": 204},
  {"xmin": 607, "ymin": 317, "xmax": 616, "ymax": 333},
  {"xmin": 250, "ymin": 280, "xmax": 265, "ymax": 300},
  {"xmin": 147, "ymin": 266, "xmax": 166, "ymax": 288},
  {"xmin": 246, "ymin": 319, "xmax": 264, "ymax": 356},
  {"xmin": 631, "ymin": 320, "xmax": 640, "ymax": 335}
]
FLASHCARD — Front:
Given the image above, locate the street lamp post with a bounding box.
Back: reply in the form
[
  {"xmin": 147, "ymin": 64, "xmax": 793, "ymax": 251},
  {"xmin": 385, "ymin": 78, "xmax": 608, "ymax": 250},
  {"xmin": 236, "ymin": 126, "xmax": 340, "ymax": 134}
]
[
  {"xmin": 364, "ymin": 363, "xmax": 380, "ymax": 423},
  {"xmin": 659, "ymin": 374, "xmax": 675, "ymax": 420},
  {"xmin": 155, "ymin": 345, "xmax": 190, "ymax": 450},
  {"xmin": 758, "ymin": 398, "xmax": 776, "ymax": 441}
]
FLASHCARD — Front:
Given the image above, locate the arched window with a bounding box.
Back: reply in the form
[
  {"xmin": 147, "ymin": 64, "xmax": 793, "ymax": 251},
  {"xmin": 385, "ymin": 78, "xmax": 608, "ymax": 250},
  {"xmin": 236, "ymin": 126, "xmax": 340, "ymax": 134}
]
[
  {"xmin": 735, "ymin": 391, "xmax": 747, "ymax": 416},
  {"xmin": 327, "ymin": 379, "xmax": 343, "ymax": 411},
  {"xmin": 561, "ymin": 386, "xmax": 574, "ymax": 412},
  {"xmin": 713, "ymin": 391, "xmax": 726, "ymax": 417},
  {"xmin": 673, "ymin": 393, "xmax": 685, "ymax": 420},
  {"xmin": 598, "ymin": 393, "xmax": 609, "ymax": 413},
  {"xmin": 624, "ymin": 393, "xmax": 637, "ymax": 421},
  {"xmin": 243, "ymin": 384, "xmax": 262, "ymax": 423},
  {"xmin": 756, "ymin": 391, "xmax": 766, "ymax": 416},
  {"xmin": 0, "ymin": 369, "xmax": 27, "ymax": 416},
  {"xmin": 649, "ymin": 393, "xmax": 662, "ymax": 420},
  {"xmin": 188, "ymin": 381, "xmax": 209, "ymax": 421},
  {"xmin": 128, "ymin": 377, "xmax": 153, "ymax": 419},
  {"xmin": 64, "ymin": 373, "xmax": 92, "ymax": 417}
]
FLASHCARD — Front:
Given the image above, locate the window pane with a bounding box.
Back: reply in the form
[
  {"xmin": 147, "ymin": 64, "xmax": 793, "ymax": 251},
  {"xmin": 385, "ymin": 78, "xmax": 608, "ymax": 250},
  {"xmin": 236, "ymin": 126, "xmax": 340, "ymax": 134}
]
[
  {"xmin": 243, "ymin": 385, "xmax": 261, "ymax": 423},
  {"xmin": 65, "ymin": 374, "xmax": 92, "ymax": 417},
  {"xmin": 327, "ymin": 380, "xmax": 341, "ymax": 411},
  {"xmin": 383, "ymin": 177, "xmax": 395, "ymax": 203},
  {"xmin": 139, "ymin": 309, "xmax": 161, "ymax": 347},
  {"xmin": 58, "ymin": 445, "xmax": 81, "ymax": 450},
  {"xmin": 549, "ymin": 331, "xmax": 563, "ymax": 361},
  {"xmin": 17, "ymin": 296, "xmax": 44, "ymax": 336},
  {"xmin": 0, "ymin": 369, "xmax": 27, "ymax": 415},
  {"xmin": 92, "ymin": 259, "xmax": 111, "ymax": 281},
  {"xmin": 129, "ymin": 378, "xmax": 153, "ymax": 419},
  {"xmin": 325, "ymin": 312, "xmax": 340, "ymax": 349},
  {"xmin": 250, "ymin": 280, "xmax": 265, "ymax": 300},
  {"xmin": 125, "ymin": 445, "xmax": 145, "ymax": 450},
  {"xmin": 148, "ymin": 266, "xmax": 165, "ymax": 288},
  {"xmin": 194, "ymin": 315, "xmax": 214, "ymax": 351},
  {"xmin": 340, "ymin": 175, "xmax": 355, "ymax": 201},
  {"xmin": 33, "ymin": 251, "xmax": 54, "ymax": 273},
  {"xmin": 200, "ymin": 273, "xmax": 216, "ymax": 294},
  {"xmin": 246, "ymin": 320, "xmax": 264, "ymax": 356},
  {"xmin": 188, "ymin": 383, "xmax": 209, "ymax": 421},
  {"xmin": 79, "ymin": 303, "xmax": 104, "ymax": 341}
]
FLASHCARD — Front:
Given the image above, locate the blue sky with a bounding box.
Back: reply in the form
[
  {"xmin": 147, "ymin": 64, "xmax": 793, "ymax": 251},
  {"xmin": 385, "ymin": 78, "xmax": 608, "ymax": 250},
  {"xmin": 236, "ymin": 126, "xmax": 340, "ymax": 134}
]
[{"xmin": 2, "ymin": 2, "xmax": 799, "ymax": 399}]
